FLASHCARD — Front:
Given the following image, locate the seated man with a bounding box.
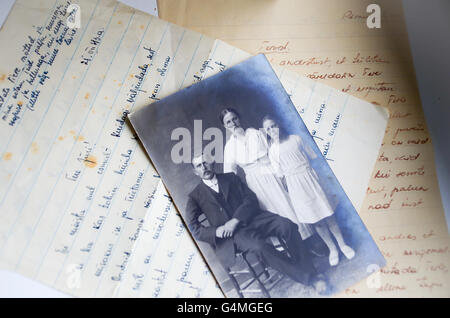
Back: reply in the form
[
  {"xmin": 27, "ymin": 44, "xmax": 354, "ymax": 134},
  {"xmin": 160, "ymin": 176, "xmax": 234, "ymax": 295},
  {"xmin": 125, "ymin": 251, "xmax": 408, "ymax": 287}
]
[{"xmin": 186, "ymin": 153, "xmax": 327, "ymax": 294}]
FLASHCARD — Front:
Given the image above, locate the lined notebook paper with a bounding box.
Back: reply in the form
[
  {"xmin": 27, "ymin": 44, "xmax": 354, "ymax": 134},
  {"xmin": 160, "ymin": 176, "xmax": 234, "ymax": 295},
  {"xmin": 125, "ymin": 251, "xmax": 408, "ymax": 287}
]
[
  {"xmin": 1, "ymin": 0, "xmax": 389, "ymax": 297},
  {"xmin": 158, "ymin": 0, "xmax": 450, "ymax": 296}
]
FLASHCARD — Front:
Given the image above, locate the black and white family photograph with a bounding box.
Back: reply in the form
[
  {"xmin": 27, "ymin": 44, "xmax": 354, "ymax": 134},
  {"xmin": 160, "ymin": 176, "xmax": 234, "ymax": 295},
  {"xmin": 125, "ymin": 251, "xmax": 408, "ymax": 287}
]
[{"xmin": 130, "ymin": 54, "xmax": 385, "ymax": 297}]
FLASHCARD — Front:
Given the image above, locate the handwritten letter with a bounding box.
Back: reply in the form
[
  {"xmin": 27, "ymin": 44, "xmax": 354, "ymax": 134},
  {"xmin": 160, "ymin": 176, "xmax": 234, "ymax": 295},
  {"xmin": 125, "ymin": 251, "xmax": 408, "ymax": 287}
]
[
  {"xmin": 0, "ymin": 0, "xmax": 392, "ymax": 297},
  {"xmin": 159, "ymin": 0, "xmax": 450, "ymax": 297}
]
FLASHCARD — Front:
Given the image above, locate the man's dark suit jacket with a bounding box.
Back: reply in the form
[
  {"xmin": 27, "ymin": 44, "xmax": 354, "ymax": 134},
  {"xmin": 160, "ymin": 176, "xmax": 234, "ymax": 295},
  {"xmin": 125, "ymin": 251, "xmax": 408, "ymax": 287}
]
[{"xmin": 186, "ymin": 172, "xmax": 261, "ymax": 268}]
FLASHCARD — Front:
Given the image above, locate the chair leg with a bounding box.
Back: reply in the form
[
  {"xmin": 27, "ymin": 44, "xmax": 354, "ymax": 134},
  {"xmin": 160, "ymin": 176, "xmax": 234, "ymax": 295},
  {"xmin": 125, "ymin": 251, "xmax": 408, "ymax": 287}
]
[
  {"xmin": 262, "ymin": 267, "xmax": 270, "ymax": 280},
  {"xmin": 257, "ymin": 255, "xmax": 270, "ymax": 280},
  {"xmin": 243, "ymin": 253, "xmax": 271, "ymax": 298},
  {"xmin": 227, "ymin": 270, "xmax": 244, "ymax": 298}
]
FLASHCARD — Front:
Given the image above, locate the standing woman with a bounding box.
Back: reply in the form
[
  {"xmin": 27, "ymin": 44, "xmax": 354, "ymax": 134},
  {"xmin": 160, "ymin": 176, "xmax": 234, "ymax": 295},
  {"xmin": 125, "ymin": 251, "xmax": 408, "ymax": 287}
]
[
  {"xmin": 262, "ymin": 115, "xmax": 355, "ymax": 266},
  {"xmin": 220, "ymin": 108, "xmax": 313, "ymax": 240}
]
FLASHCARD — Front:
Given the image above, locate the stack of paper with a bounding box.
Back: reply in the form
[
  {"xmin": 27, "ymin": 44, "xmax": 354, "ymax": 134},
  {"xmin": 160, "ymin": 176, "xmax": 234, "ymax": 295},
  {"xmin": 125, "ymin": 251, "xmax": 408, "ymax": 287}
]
[{"xmin": 0, "ymin": 0, "xmax": 447, "ymax": 297}]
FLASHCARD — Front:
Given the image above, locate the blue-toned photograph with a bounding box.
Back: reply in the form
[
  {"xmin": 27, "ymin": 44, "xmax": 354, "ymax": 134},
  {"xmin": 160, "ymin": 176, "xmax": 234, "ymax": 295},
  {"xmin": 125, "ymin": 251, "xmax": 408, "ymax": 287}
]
[{"xmin": 130, "ymin": 54, "xmax": 385, "ymax": 298}]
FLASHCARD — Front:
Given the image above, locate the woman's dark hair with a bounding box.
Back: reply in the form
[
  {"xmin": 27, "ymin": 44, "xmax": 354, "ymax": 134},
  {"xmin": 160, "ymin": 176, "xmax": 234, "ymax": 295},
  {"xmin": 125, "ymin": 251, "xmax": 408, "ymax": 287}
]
[{"xmin": 219, "ymin": 108, "xmax": 240, "ymax": 125}]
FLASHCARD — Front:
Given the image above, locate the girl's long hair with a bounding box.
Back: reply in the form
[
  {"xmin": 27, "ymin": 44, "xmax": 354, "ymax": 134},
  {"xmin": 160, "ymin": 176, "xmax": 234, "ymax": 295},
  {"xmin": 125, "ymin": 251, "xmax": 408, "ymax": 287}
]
[{"xmin": 262, "ymin": 115, "xmax": 287, "ymax": 146}]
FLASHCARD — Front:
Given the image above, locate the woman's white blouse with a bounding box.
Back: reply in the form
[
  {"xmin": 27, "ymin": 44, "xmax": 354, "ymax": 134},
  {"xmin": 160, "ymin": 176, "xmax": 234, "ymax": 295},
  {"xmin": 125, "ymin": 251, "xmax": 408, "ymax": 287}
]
[{"xmin": 223, "ymin": 128, "xmax": 270, "ymax": 174}]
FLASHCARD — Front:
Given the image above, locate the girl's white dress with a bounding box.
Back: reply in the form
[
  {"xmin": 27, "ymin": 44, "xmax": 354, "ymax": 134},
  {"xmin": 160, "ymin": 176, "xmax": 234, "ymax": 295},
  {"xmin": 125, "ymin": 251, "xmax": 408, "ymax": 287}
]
[
  {"xmin": 268, "ymin": 134, "xmax": 334, "ymax": 224},
  {"xmin": 224, "ymin": 128, "xmax": 313, "ymax": 239}
]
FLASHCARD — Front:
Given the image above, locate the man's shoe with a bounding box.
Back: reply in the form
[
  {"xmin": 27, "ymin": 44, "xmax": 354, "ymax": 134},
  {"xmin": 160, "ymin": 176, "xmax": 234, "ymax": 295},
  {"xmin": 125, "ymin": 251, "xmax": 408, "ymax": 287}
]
[
  {"xmin": 310, "ymin": 245, "xmax": 327, "ymax": 257},
  {"xmin": 305, "ymin": 236, "xmax": 327, "ymax": 257}
]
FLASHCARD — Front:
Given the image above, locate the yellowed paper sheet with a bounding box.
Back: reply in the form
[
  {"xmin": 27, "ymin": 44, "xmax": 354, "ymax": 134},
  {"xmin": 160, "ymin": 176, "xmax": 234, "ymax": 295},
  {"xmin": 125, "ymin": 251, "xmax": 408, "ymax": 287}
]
[
  {"xmin": 0, "ymin": 0, "xmax": 389, "ymax": 297},
  {"xmin": 158, "ymin": 0, "xmax": 450, "ymax": 296},
  {"xmin": 0, "ymin": 0, "xmax": 220, "ymax": 297}
]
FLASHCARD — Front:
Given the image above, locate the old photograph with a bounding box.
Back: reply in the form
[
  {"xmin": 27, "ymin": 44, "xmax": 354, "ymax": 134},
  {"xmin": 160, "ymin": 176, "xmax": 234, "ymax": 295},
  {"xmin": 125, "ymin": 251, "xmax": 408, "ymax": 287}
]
[{"xmin": 130, "ymin": 54, "xmax": 385, "ymax": 297}]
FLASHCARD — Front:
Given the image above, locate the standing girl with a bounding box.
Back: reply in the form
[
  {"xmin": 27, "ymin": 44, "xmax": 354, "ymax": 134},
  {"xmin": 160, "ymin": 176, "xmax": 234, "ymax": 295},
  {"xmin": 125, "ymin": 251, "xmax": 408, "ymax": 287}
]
[{"xmin": 263, "ymin": 115, "xmax": 355, "ymax": 266}]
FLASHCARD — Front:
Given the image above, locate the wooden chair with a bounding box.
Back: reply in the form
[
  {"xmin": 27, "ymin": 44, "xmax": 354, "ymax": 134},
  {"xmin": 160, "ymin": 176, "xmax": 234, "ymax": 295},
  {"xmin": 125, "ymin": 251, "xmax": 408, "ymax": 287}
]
[{"xmin": 198, "ymin": 214, "xmax": 288, "ymax": 298}]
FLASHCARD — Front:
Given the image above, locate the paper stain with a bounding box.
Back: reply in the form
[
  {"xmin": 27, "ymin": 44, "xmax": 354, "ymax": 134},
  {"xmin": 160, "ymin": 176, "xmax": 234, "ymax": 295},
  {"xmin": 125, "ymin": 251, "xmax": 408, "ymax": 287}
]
[
  {"xmin": 129, "ymin": 74, "xmax": 134, "ymax": 79},
  {"xmin": 0, "ymin": 74, "xmax": 5, "ymax": 82},
  {"xmin": 58, "ymin": 136, "xmax": 64, "ymax": 141},
  {"xmin": 84, "ymin": 155, "xmax": 97, "ymax": 168},
  {"xmin": 31, "ymin": 142, "xmax": 39, "ymax": 154},
  {"xmin": 117, "ymin": 20, "xmax": 122, "ymax": 25},
  {"xmin": 140, "ymin": 24, "xmax": 145, "ymax": 30},
  {"xmin": 84, "ymin": 92, "xmax": 90, "ymax": 100},
  {"xmin": 3, "ymin": 152, "xmax": 13, "ymax": 160},
  {"xmin": 104, "ymin": 96, "xmax": 108, "ymax": 100},
  {"xmin": 27, "ymin": 167, "xmax": 32, "ymax": 172},
  {"xmin": 70, "ymin": 130, "xmax": 85, "ymax": 141},
  {"xmin": 72, "ymin": 75, "xmax": 77, "ymax": 79}
]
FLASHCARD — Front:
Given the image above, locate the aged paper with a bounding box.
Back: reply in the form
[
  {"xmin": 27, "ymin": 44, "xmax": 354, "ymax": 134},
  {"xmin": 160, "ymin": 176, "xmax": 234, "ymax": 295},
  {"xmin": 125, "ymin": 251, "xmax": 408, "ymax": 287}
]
[
  {"xmin": 118, "ymin": 0, "xmax": 158, "ymax": 17},
  {"xmin": 1, "ymin": 0, "xmax": 387, "ymax": 297},
  {"xmin": 0, "ymin": 0, "xmax": 219, "ymax": 297},
  {"xmin": 158, "ymin": 0, "xmax": 450, "ymax": 296},
  {"xmin": 0, "ymin": 0, "xmax": 15, "ymax": 30}
]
